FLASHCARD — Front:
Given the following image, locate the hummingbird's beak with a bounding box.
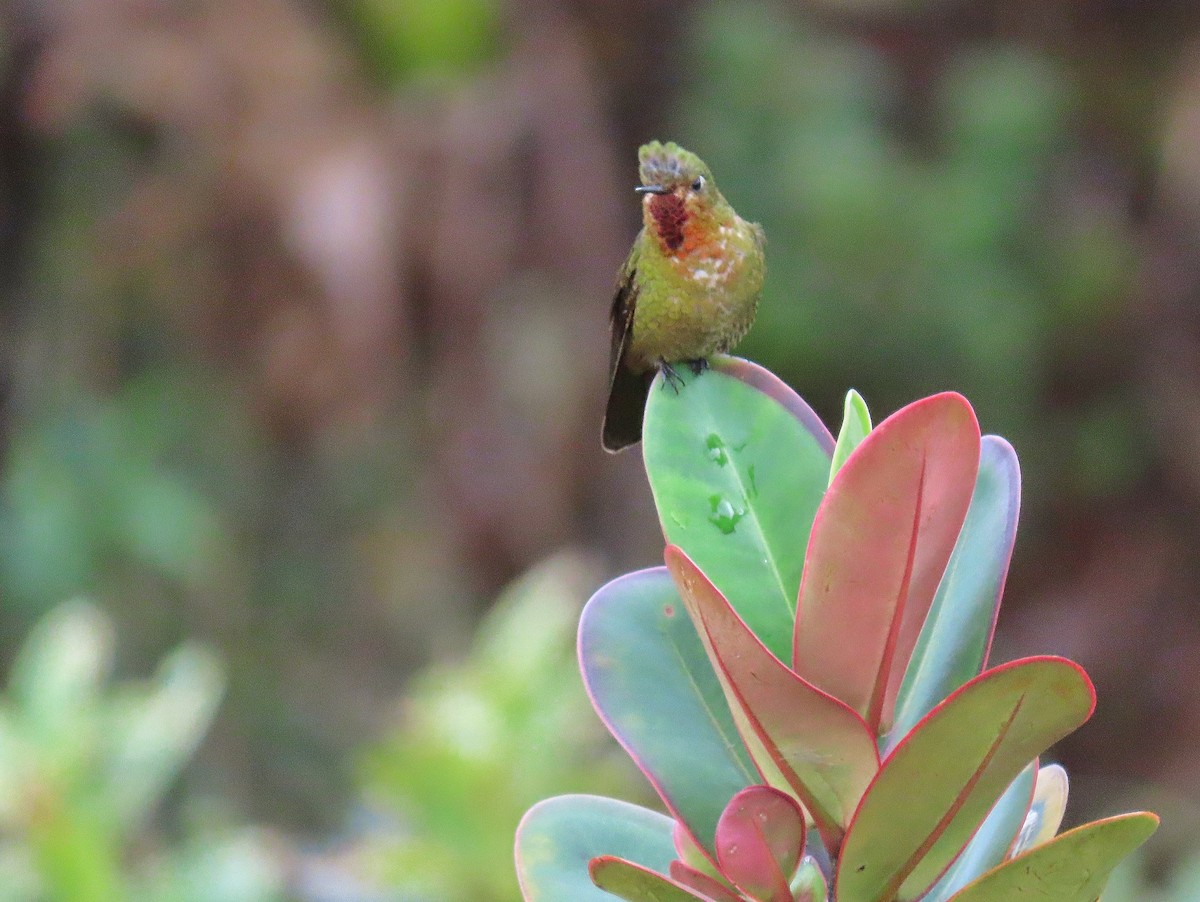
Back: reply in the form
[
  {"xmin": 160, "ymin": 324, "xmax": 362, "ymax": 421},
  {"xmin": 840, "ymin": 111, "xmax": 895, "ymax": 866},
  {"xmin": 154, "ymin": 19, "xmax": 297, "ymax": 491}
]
[{"xmin": 635, "ymin": 184, "xmax": 669, "ymax": 195}]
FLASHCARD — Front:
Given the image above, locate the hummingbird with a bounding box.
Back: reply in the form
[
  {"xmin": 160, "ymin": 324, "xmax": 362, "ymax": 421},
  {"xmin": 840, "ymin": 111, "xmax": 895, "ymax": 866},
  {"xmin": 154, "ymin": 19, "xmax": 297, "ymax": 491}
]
[{"xmin": 602, "ymin": 141, "xmax": 765, "ymax": 452}]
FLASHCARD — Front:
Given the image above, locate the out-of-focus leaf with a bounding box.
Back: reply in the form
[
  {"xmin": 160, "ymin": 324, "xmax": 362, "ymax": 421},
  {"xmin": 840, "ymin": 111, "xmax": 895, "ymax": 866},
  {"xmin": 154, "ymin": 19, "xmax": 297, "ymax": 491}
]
[
  {"xmin": 945, "ymin": 812, "xmax": 1159, "ymax": 902},
  {"xmin": 140, "ymin": 827, "xmax": 285, "ymax": 902},
  {"xmin": 715, "ymin": 786, "xmax": 805, "ymax": 902},
  {"xmin": 515, "ymin": 795, "xmax": 676, "ymax": 901},
  {"xmin": 829, "ymin": 390, "xmax": 871, "ymax": 485},
  {"xmin": 590, "ymin": 856, "xmax": 707, "ymax": 901},
  {"xmin": 105, "ymin": 644, "xmax": 225, "ymax": 830},
  {"xmin": 362, "ymin": 552, "xmax": 635, "ymax": 901},
  {"xmin": 9, "ymin": 601, "xmax": 112, "ymax": 739},
  {"xmin": 921, "ymin": 763, "xmax": 1036, "ymax": 902},
  {"xmin": 835, "ymin": 657, "xmax": 1094, "ymax": 902},
  {"xmin": 644, "ymin": 356, "xmax": 834, "ymax": 662},
  {"xmin": 346, "ymin": 0, "xmax": 502, "ymax": 83},
  {"xmin": 665, "ymin": 547, "xmax": 878, "ymax": 849},
  {"xmin": 794, "ymin": 393, "xmax": 980, "ymax": 734},
  {"xmin": 29, "ymin": 810, "xmax": 125, "ymax": 902},
  {"xmin": 579, "ymin": 567, "xmax": 756, "ymax": 856},
  {"xmin": 889, "ymin": 436, "xmax": 1020, "ymax": 747}
]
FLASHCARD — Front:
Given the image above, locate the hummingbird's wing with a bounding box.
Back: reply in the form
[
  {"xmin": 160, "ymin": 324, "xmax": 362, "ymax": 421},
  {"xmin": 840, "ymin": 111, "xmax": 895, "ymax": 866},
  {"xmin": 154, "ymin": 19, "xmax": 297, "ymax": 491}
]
[
  {"xmin": 607, "ymin": 254, "xmax": 638, "ymax": 383},
  {"xmin": 602, "ymin": 248, "xmax": 654, "ymax": 452}
]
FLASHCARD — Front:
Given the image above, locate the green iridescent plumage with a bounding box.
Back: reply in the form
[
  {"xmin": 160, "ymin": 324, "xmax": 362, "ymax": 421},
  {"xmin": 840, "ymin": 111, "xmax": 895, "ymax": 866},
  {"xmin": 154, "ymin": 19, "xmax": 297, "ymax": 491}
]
[{"xmin": 603, "ymin": 141, "xmax": 766, "ymax": 452}]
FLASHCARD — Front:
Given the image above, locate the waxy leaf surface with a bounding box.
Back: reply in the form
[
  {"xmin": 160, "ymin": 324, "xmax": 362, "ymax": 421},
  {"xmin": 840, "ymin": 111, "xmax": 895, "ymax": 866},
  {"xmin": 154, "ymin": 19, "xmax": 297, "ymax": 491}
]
[
  {"xmin": 945, "ymin": 812, "xmax": 1159, "ymax": 902},
  {"xmin": 791, "ymin": 857, "xmax": 828, "ymax": 902},
  {"xmin": 794, "ymin": 393, "xmax": 980, "ymax": 734},
  {"xmin": 715, "ymin": 786, "xmax": 806, "ymax": 902},
  {"xmin": 579, "ymin": 567, "xmax": 756, "ymax": 854},
  {"xmin": 792, "ymin": 393, "xmax": 979, "ymax": 734},
  {"xmin": 645, "ymin": 356, "xmax": 834, "ymax": 661},
  {"xmin": 665, "ymin": 546, "xmax": 878, "ymax": 848},
  {"xmin": 590, "ymin": 856, "xmax": 707, "ymax": 901},
  {"xmin": 515, "ymin": 795, "xmax": 676, "ymax": 901},
  {"xmin": 889, "ymin": 436, "xmax": 1020, "ymax": 748},
  {"xmin": 921, "ymin": 763, "xmax": 1036, "ymax": 902},
  {"xmin": 1012, "ymin": 763, "xmax": 1069, "ymax": 856},
  {"xmin": 836, "ymin": 657, "xmax": 1095, "ymax": 902}
]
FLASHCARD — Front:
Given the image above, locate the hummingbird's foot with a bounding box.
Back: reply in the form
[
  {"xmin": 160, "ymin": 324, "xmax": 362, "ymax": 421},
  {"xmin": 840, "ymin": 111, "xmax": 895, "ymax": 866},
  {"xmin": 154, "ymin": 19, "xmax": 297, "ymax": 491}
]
[
  {"xmin": 686, "ymin": 358, "xmax": 709, "ymax": 376},
  {"xmin": 659, "ymin": 360, "xmax": 685, "ymax": 394}
]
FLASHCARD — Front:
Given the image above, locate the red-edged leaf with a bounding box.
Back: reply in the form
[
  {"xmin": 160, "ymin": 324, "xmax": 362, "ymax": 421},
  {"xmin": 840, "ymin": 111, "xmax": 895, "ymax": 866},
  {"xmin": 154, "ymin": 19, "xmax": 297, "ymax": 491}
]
[
  {"xmin": 835, "ymin": 657, "xmax": 1096, "ymax": 902},
  {"xmin": 669, "ymin": 862, "xmax": 742, "ymax": 902},
  {"xmin": 580, "ymin": 568, "xmax": 757, "ymax": 859},
  {"xmin": 664, "ymin": 546, "xmax": 879, "ymax": 852},
  {"xmin": 715, "ymin": 786, "xmax": 806, "ymax": 902},
  {"xmin": 945, "ymin": 812, "xmax": 1159, "ymax": 902},
  {"xmin": 794, "ymin": 392, "xmax": 980, "ymax": 734},
  {"xmin": 589, "ymin": 855, "xmax": 711, "ymax": 901}
]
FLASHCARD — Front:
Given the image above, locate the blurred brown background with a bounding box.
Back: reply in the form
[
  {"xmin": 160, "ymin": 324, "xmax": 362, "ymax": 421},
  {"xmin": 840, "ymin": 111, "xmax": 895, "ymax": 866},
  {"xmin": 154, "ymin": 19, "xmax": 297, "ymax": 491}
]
[{"xmin": 2, "ymin": 0, "xmax": 1200, "ymax": 889}]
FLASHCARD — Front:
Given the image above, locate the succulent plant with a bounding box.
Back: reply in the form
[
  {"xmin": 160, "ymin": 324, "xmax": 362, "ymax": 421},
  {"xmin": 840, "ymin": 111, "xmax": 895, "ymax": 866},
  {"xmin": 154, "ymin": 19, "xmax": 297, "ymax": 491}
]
[{"xmin": 514, "ymin": 358, "xmax": 1157, "ymax": 902}]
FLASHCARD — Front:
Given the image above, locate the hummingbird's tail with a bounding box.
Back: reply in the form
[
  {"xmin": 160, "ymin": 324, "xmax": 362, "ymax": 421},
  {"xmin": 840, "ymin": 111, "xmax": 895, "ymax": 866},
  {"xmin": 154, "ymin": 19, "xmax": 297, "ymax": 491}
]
[{"xmin": 602, "ymin": 363, "xmax": 654, "ymax": 452}]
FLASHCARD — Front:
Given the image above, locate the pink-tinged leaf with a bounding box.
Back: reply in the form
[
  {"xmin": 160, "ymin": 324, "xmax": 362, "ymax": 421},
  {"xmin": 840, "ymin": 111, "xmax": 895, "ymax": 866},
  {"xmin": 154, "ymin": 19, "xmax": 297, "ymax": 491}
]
[
  {"xmin": 715, "ymin": 786, "xmax": 806, "ymax": 902},
  {"xmin": 664, "ymin": 546, "xmax": 879, "ymax": 853},
  {"xmin": 794, "ymin": 392, "xmax": 981, "ymax": 735},
  {"xmin": 671, "ymin": 825, "xmax": 738, "ymax": 899},
  {"xmin": 669, "ymin": 862, "xmax": 743, "ymax": 902},
  {"xmin": 835, "ymin": 657, "xmax": 1096, "ymax": 902},
  {"xmin": 589, "ymin": 855, "xmax": 712, "ymax": 901},
  {"xmin": 673, "ymin": 822, "xmax": 716, "ymax": 874},
  {"xmin": 888, "ymin": 436, "xmax": 1020, "ymax": 749}
]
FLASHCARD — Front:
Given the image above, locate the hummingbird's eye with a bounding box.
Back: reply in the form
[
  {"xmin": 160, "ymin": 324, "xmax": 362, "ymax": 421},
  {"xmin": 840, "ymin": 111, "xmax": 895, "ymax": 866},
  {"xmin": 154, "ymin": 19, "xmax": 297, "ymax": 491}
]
[{"xmin": 691, "ymin": 175, "xmax": 705, "ymax": 192}]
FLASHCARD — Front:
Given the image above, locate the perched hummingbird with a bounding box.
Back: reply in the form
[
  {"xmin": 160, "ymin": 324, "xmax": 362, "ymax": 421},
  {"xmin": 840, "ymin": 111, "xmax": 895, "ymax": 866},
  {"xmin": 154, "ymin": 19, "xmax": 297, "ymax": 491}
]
[{"xmin": 602, "ymin": 141, "xmax": 765, "ymax": 452}]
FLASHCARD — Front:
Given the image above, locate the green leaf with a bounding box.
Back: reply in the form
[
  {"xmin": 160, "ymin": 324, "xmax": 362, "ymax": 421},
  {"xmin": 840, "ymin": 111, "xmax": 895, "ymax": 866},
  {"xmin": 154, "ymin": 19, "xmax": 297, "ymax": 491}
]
[
  {"xmin": 644, "ymin": 356, "xmax": 834, "ymax": 661},
  {"xmin": 104, "ymin": 643, "xmax": 225, "ymax": 830},
  {"xmin": 889, "ymin": 436, "xmax": 1020, "ymax": 747},
  {"xmin": 665, "ymin": 547, "xmax": 878, "ymax": 849},
  {"xmin": 920, "ymin": 763, "xmax": 1036, "ymax": 902},
  {"xmin": 791, "ymin": 856, "xmax": 829, "ymax": 902},
  {"xmin": 515, "ymin": 795, "xmax": 677, "ymax": 901},
  {"xmin": 794, "ymin": 393, "xmax": 981, "ymax": 734},
  {"xmin": 829, "ymin": 390, "xmax": 871, "ymax": 485},
  {"xmin": 590, "ymin": 857, "xmax": 707, "ymax": 901},
  {"xmin": 945, "ymin": 812, "xmax": 1159, "ymax": 902},
  {"xmin": 835, "ymin": 657, "xmax": 1095, "ymax": 902},
  {"xmin": 580, "ymin": 568, "xmax": 757, "ymax": 854},
  {"xmin": 11, "ymin": 601, "xmax": 113, "ymax": 737}
]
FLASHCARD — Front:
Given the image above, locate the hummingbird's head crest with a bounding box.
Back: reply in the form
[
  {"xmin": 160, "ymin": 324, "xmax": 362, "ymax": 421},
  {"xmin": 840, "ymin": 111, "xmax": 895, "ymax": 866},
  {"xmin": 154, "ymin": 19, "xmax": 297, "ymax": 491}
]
[
  {"xmin": 637, "ymin": 141, "xmax": 713, "ymax": 193},
  {"xmin": 636, "ymin": 141, "xmax": 728, "ymax": 253}
]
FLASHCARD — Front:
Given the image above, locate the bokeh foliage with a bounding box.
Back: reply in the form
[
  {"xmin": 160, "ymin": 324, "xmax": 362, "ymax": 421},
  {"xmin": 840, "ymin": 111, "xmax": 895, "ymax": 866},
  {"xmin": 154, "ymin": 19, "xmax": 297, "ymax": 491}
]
[{"xmin": 2, "ymin": 0, "xmax": 1200, "ymax": 896}]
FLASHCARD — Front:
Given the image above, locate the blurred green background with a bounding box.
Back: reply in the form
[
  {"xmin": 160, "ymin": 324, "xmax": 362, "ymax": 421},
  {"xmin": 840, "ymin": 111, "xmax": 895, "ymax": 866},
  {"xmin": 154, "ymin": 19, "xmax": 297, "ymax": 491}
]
[{"xmin": 2, "ymin": 0, "xmax": 1200, "ymax": 898}]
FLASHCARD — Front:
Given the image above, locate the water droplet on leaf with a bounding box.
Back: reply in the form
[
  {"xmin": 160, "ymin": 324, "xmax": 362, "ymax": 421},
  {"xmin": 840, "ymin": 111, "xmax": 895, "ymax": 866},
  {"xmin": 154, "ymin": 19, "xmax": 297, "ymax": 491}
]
[
  {"xmin": 705, "ymin": 433, "xmax": 728, "ymax": 466},
  {"xmin": 707, "ymin": 494, "xmax": 745, "ymax": 535}
]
